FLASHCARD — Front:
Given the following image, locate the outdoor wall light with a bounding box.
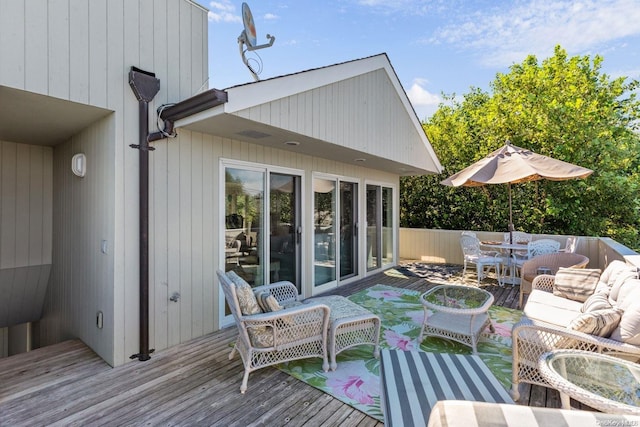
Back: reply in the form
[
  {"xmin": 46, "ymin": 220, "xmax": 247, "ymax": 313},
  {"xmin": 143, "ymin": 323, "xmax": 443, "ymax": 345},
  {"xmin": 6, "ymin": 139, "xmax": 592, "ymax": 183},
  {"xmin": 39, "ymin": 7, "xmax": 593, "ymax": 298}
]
[
  {"xmin": 72, "ymin": 153, "xmax": 86, "ymax": 177},
  {"xmin": 284, "ymin": 140, "xmax": 300, "ymax": 146},
  {"xmin": 354, "ymin": 158, "xmax": 366, "ymax": 162}
]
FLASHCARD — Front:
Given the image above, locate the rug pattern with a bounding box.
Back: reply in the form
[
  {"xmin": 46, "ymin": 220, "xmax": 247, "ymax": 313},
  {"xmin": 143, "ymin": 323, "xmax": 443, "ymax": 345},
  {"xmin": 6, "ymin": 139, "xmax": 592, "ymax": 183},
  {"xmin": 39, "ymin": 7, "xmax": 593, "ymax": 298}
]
[{"xmin": 278, "ymin": 284, "xmax": 522, "ymax": 421}]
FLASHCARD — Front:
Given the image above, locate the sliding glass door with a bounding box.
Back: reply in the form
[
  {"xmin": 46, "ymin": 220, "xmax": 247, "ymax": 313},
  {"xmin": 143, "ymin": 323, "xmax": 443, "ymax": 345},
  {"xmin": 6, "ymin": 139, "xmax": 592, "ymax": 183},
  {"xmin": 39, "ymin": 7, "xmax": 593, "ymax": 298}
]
[
  {"xmin": 340, "ymin": 181, "xmax": 358, "ymax": 280},
  {"xmin": 223, "ymin": 166, "xmax": 302, "ymax": 291}
]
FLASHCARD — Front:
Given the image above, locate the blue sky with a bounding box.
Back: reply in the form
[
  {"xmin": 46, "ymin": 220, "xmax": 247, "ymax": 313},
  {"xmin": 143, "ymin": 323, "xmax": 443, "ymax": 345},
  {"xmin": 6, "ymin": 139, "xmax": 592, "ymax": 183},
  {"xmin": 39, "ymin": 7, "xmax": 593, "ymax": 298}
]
[{"xmin": 195, "ymin": 0, "xmax": 640, "ymax": 120}]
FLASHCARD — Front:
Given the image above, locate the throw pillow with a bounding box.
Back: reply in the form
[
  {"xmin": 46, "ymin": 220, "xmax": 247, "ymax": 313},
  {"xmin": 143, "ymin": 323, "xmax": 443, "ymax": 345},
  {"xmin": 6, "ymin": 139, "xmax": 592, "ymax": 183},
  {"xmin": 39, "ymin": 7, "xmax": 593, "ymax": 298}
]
[
  {"xmin": 581, "ymin": 292, "xmax": 612, "ymax": 313},
  {"xmin": 255, "ymin": 290, "xmax": 283, "ymax": 313},
  {"xmin": 227, "ymin": 271, "xmax": 261, "ymax": 316},
  {"xmin": 553, "ymin": 268, "xmax": 601, "ymax": 302},
  {"xmin": 568, "ymin": 308, "xmax": 623, "ymax": 337}
]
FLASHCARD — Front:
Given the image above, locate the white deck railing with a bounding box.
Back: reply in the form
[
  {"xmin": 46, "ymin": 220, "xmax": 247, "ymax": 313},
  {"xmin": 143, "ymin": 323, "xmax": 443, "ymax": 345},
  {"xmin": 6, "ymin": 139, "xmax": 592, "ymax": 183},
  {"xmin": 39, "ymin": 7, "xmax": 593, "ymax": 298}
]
[{"xmin": 399, "ymin": 228, "xmax": 640, "ymax": 271}]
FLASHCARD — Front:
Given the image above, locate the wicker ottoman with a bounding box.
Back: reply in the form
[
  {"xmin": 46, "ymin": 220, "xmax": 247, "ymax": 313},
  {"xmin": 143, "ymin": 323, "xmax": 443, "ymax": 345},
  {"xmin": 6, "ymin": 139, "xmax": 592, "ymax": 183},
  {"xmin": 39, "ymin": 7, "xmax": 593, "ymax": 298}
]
[{"xmin": 306, "ymin": 295, "xmax": 380, "ymax": 370}]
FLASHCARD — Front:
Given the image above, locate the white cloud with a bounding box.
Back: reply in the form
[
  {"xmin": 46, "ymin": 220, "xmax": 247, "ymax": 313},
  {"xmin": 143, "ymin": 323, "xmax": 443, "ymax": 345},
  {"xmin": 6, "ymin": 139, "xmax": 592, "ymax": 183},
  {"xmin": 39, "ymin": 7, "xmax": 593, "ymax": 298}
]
[
  {"xmin": 428, "ymin": 0, "xmax": 640, "ymax": 68},
  {"xmin": 407, "ymin": 78, "xmax": 441, "ymax": 106},
  {"xmin": 264, "ymin": 13, "xmax": 279, "ymax": 20},
  {"xmin": 207, "ymin": 0, "xmax": 241, "ymax": 23}
]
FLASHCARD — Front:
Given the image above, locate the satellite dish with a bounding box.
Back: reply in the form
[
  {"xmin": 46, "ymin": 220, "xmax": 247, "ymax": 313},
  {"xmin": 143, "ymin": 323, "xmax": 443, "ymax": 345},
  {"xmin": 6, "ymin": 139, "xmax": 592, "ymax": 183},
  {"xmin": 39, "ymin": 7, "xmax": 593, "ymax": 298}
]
[
  {"xmin": 242, "ymin": 3, "xmax": 257, "ymax": 48},
  {"xmin": 238, "ymin": 2, "xmax": 275, "ymax": 81}
]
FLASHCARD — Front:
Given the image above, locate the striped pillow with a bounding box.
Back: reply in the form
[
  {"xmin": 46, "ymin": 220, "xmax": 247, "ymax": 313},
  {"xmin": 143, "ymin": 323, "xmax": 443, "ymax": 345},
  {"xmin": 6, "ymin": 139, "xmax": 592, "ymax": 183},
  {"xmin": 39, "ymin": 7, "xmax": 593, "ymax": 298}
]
[
  {"xmin": 569, "ymin": 307, "xmax": 622, "ymax": 337},
  {"xmin": 254, "ymin": 290, "xmax": 282, "ymax": 313},
  {"xmin": 553, "ymin": 268, "xmax": 601, "ymax": 302},
  {"xmin": 580, "ymin": 292, "xmax": 611, "ymax": 313}
]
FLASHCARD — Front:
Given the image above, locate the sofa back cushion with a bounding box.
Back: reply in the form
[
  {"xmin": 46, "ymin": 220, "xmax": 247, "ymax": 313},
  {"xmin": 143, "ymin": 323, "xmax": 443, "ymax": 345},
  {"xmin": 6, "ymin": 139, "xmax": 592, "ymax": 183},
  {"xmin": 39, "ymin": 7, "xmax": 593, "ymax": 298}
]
[
  {"xmin": 552, "ymin": 268, "xmax": 601, "ymax": 302},
  {"xmin": 608, "ymin": 273, "xmax": 640, "ymax": 305},
  {"xmin": 610, "ymin": 289, "xmax": 640, "ymax": 345},
  {"xmin": 596, "ymin": 260, "xmax": 638, "ymax": 293}
]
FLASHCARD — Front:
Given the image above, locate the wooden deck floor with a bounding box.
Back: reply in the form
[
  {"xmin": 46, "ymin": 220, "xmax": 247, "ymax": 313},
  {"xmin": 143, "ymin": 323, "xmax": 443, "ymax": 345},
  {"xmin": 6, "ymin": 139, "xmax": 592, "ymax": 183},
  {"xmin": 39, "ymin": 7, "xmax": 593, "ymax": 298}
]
[{"xmin": 0, "ymin": 264, "xmax": 584, "ymax": 426}]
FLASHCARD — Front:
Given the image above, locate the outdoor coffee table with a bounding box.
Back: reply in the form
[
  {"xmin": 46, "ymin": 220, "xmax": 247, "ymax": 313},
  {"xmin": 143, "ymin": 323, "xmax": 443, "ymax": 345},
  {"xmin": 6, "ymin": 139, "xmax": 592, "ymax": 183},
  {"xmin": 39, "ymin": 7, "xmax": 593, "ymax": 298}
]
[
  {"xmin": 539, "ymin": 349, "xmax": 640, "ymax": 415},
  {"xmin": 418, "ymin": 284, "xmax": 494, "ymax": 353}
]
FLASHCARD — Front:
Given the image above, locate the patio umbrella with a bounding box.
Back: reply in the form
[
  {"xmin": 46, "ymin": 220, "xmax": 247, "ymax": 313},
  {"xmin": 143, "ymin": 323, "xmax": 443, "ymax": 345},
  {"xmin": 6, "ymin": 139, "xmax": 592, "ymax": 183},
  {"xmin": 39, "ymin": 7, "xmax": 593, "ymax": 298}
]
[{"xmin": 440, "ymin": 141, "xmax": 593, "ymax": 241}]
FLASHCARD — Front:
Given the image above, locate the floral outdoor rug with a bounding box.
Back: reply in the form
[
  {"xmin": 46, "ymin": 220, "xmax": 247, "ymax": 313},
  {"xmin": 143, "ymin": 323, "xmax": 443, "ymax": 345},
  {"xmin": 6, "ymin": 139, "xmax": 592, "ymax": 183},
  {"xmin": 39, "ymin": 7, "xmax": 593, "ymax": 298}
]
[{"xmin": 277, "ymin": 284, "xmax": 522, "ymax": 421}]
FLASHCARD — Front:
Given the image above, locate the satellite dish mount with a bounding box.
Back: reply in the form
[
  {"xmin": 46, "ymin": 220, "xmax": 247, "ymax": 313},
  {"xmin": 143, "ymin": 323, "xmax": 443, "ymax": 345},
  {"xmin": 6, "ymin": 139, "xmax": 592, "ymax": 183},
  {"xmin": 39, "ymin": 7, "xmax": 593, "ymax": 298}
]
[{"xmin": 238, "ymin": 2, "xmax": 275, "ymax": 81}]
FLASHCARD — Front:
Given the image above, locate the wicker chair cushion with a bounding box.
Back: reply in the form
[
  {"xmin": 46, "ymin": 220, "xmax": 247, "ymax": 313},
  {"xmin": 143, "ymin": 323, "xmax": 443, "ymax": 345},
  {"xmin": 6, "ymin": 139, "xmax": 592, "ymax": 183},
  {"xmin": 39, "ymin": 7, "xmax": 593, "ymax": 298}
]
[
  {"xmin": 552, "ymin": 268, "xmax": 601, "ymax": 302},
  {"xmin": 580, "ymin": 292, "xmax": 611, "ymax": 313},
  {"xmin": 227, "ymin": 271, "xmax": 262, "ymax": 316},
  {"xmin": 569, "ymin": 308, "xmax": 623, "ymax": 337},
  {"xmin": 255, "ymin": 290, "xmax": 283, "ymax": 313}
]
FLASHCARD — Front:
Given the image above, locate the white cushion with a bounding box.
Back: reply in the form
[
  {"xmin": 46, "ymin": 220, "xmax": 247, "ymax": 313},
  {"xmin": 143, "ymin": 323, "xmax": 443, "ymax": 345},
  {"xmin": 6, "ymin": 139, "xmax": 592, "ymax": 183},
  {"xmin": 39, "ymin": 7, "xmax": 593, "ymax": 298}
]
[
  {"xmin": 600, "ymin": 260, "xmax": 638, "ymax": 289},
  {"xmin": 609, "ymin": 275, "xmax": 640, "ymax": 305},
  {"xmin": 610, "ymin": 296, "xmax": 640, "ymax": 345},
  {"xmin": 552, "ymin": 268, "xmax": 601, "ymax": 302},
  {"xmin": 524, "ymin": 290, "xmax": 583, "ymax": 327}
]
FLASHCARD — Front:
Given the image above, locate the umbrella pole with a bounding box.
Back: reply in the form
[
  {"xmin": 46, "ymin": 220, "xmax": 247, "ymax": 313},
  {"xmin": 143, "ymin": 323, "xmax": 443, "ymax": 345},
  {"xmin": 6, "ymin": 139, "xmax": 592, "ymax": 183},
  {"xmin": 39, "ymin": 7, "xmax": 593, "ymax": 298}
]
[{"xmin": 508, "ymin": 182, "xmax": 514, "ymax": 244}]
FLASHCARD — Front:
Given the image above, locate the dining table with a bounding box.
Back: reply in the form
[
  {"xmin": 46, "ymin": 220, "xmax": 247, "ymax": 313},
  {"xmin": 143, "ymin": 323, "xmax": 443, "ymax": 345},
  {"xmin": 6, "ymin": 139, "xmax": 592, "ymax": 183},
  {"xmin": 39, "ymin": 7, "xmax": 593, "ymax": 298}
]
[{"xmin": 480, "ymin": 241, "xmax": 529, "ymax": 285}]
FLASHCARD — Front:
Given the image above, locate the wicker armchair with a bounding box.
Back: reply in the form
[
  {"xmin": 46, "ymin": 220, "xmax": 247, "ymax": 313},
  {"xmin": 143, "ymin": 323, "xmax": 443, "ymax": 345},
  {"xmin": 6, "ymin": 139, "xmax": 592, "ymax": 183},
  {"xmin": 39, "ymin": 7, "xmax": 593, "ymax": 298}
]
[
  {"xmin": 519, "ymin": 252, "xmax": 589, "ymax": 308},
  {"xmin": 511, "ymin": 273, "xmax": 640, "ymax": 401},
  {"xmin": 217, "ymin": 270, "xmax": 330, "ymax": 393}
]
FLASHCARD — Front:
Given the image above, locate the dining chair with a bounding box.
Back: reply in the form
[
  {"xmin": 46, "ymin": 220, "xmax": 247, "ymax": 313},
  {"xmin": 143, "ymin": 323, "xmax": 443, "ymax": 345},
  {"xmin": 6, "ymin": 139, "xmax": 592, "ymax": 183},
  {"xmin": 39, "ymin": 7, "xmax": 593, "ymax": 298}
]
[
  {"xmin": 559, "ymin": 236, "xmax": 579, "ymax": 253},
  {"xmin": 460, "ymin": 235, "xmax": 503, "ymax": 286}
]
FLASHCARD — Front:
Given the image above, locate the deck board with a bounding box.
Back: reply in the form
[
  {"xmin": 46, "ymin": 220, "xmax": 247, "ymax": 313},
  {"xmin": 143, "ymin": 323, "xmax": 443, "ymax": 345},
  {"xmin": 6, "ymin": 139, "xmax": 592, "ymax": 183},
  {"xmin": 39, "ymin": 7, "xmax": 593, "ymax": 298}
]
[{"xmin": 0, "ymin": 263, "xmax": 593, "ymax": 425}]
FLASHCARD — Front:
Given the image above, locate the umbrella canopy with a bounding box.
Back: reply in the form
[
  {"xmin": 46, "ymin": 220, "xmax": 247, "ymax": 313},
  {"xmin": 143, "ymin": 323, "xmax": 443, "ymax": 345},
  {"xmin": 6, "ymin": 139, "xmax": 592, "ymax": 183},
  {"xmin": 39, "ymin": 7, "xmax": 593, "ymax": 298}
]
[{"xmin": 441, "ymin": 141, "xmax": 593, "ymax": 236}]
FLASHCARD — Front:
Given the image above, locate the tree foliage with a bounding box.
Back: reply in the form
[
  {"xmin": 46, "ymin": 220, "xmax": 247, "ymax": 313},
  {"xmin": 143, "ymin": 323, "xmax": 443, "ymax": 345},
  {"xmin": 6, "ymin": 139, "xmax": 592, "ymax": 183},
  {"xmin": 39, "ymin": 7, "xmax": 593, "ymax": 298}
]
[{"xmin": 401, "ymin": 46, "xmax": 640, "ymax": 249}]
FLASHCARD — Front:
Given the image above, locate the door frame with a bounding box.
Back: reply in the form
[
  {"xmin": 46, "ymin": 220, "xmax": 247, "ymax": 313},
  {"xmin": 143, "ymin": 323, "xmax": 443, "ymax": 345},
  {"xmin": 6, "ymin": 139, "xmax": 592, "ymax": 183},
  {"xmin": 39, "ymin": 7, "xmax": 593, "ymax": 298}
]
[{"xmin": 219, "ymin": 158, "xmax": 305, "ymax": 327}]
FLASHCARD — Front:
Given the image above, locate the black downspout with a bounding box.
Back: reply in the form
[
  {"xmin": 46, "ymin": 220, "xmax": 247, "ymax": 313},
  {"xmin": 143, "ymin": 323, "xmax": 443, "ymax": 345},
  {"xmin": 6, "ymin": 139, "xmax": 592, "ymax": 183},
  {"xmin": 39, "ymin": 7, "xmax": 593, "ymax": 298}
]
[{"xmin": 128, "ymin": 67, "xmax": 160, "ymax": 362}]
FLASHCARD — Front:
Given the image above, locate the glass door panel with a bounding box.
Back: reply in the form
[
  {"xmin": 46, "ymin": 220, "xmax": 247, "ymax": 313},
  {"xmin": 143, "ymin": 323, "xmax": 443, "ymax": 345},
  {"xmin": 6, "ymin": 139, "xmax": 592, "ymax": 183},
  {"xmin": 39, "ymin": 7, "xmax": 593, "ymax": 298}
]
[
  {"xmin": 224, "ymin": 168, "xmax": 264, "ymax": 286},
  {"xmin": 382, "ymin": 187, "xmax": 394, "ymax": 265},
  {"xmin": 270, "ymin": 173, "xmax": 301, "ymax": 292},
  {"xmin": 366, "ymin": 185, "xmax": 381, "ymax": 271},
  {"xmin": 314, "ymin": 178, "xmax": 336, "ymax": 287},
  {"xmin": 340, "ymin": 182, "xmax": 358, "ymax": 280}
]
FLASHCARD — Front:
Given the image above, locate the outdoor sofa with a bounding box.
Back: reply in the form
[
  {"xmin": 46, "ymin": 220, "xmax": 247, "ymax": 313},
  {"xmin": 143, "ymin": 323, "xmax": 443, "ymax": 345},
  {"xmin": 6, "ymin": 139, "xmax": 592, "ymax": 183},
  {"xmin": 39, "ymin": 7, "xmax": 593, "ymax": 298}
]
[
  {"xmin": 511, "ymin": 259, "xmax": 640, "ymax": 400},
  {"xmin": 427, "ymin": 400, "xmax": 640, "ymax": 426}
]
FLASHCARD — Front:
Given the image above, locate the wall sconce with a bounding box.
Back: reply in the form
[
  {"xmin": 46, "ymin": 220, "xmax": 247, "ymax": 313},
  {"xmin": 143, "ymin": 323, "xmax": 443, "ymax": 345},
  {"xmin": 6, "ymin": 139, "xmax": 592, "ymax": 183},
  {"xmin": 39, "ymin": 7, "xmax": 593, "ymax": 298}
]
[{"xmin": 72, "ymin": 153, "xmax": 86, "ymax": 177}]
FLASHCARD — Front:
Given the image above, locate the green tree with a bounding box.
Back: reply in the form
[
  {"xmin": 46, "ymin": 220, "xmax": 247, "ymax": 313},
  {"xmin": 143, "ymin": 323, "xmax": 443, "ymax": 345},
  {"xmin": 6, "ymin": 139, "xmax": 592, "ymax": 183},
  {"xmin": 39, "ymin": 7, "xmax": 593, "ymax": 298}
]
[{"xmin": 401, "ymin": 46, "xmax": 640, "ymax": 249}]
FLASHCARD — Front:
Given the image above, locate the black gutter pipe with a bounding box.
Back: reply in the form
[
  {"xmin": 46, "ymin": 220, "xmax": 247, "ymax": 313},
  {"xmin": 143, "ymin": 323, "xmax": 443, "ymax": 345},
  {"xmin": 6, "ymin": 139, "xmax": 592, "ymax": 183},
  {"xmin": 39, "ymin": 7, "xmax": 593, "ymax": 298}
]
[
  {"xmin": 128, "ymin": 67, "xmax": 160, "ymax": 362},
  {"xmin": 149, "ymin": 88, "xmax": 228, "ymax": 142}
]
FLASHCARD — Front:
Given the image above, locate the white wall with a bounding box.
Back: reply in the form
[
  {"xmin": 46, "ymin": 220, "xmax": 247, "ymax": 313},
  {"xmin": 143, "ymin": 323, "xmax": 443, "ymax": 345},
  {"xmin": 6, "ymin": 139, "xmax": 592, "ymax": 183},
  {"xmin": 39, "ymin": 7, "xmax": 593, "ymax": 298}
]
[
  {"xmin": 0, "ymin": 141, "xmax": 53, "ymax": 358},
  {"xmin": 148, "ymin": 129, "xmax": 399, "ymax": 346},
  {"xmin": 0, "ymin": 0, "xmax": 209, "ymax": 366}
]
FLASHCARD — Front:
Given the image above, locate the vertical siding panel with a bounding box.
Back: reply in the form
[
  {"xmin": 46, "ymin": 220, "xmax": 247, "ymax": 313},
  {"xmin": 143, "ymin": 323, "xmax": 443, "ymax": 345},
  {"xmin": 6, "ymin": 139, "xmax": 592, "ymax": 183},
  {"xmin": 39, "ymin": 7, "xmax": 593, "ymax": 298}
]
[
  {"xmin": 14, "ymin": 144, "xmax": 30, "ymax": 267},
  {"xmin": 0, "ymin": 0, "xmax": 25, "ymax": 88},
  {"xmin": 121, "ymin": 0, "xmax": 141, "ymax": 365},
  {"xmin": 0, "ymin": 142, "xmax": 17, "ymax": 269},
  {"xmin": 179, "ymin": 134, "xmax": 192, "ymax": 340},
  {"xmin": 202, "ymin": 134, "xmax": 215, "ymax": 333},
  {"xmin": 68, "ymin": 0, "xmax": 89, "ymax": 104},
  {"xmin": 167, "ymin": 132, "xmax": 181, "ymax": 347},
  {"xmin": 106, "ymin": 0, "xmax": 124, "ymax": 366},
  {"xmin": 48, "ymin": 0, "xmax": 70, "ymax": 100},
  {"xmin": 88, "ymin": 0, "xmax": 108, "ymax": 107},
  {"xmin": 190, "ymin": 132, "xmax": 204, "ymax": 336},
  {"xmin": 42, "ymin": 148, "xmax": 53, "ymax": 264},
  {"xmin": 24, "ymin": 0, "xmax": 48, "ymax": 94},
  {"xmin": 28, "ymin": 146, "xmax": 45, "ymax": 265},
  {"xmin": 179, "ymin": 0, "xmax": 192, "ymax": 100}
]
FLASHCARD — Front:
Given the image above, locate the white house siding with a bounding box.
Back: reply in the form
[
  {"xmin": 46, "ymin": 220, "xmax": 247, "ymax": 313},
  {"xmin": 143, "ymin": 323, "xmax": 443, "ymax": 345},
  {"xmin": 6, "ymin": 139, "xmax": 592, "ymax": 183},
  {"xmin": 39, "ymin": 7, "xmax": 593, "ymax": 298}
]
[
  {"xmin": 231, "ymin": 67, "xmax": 435, "ymax": 173},
  {"xmin": 0, "ymin": 0, "xmax": 209, "ymax": 366},
  {"xmin": 147, "ymin": 128, "xmax": 398, "ymax": 344},
  {"xmin": 0, "ymin": 141, "xmax": 53, "ymax": 357}
]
